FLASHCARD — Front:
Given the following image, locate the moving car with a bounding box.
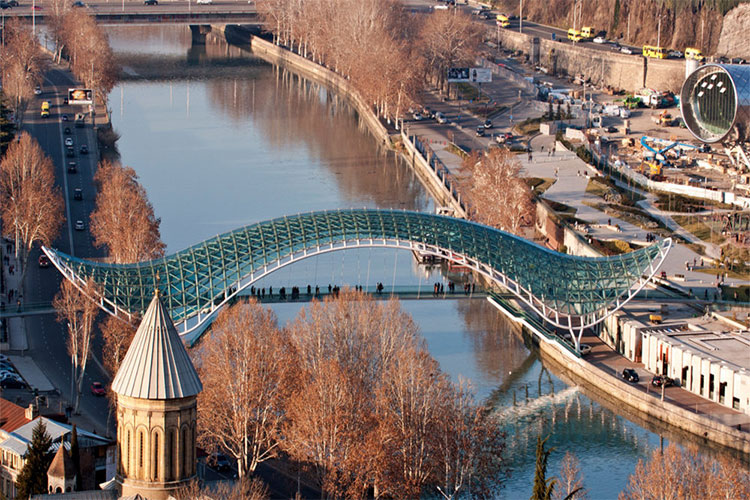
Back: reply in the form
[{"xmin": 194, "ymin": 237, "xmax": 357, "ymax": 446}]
[
  {"xmin": 475, "ymin": 126, "xmax": 485, "ymax": 137},
  {"xmin": 67, "ymin": 161, "xmax": 77, "ymax": 173},
  {"xmin": 483, "ymin": 119, "xmax": 492, "ymax": 129},
  {"xmin": 0, "ymin": 2, "xmax": 12, "ymax": 9},
  {"xmin": 91, "ymin": 381, "xmax": 106, "ymax": 396},
  {"xmin": 75, "ymin": 220, "xmax": 85, "ymax": 231},
  {"xmin": 196, "ymin": 0, "xmax": 212, "ymax": 4},
  {"xmin": 64, "ymin": 137, "xmax": 74, "ymax": 147},
  {"xmin": 412, "ymin": 112, "xmax": 423, "ymax": 121},
  {"xmin": 38, "ymin": 255, "xmax": 50, "ymax": 268},
  {"xmin": 620, "ymin": 46, "xmax": 634, "ymax": 54},
  {"xmin": 71, "ymin": 1, "xmax": 85, "ymax": 6},
  {"xmin": 593, "ymin": 36, "xmax": 606, "ymax": 44},
  {"xmin": 62, "ymin": 114, "xmax": 69, "ymax": 121},
  {"xmin": 73, "ymin": 188, "xmax": 83, "ymax": 200},
  {"xmin": 435, "ymin": 112, "xmax": 447, "ymax": 124},
  {"xmin": 34, "ymin": 85, "xmax": 42, "ymax": 95},
  {"xmin": 144, "ymin": 0, "xmax": 158, "ymax": 4},
  {"xmin": 651, "ymin": 375, "xmax": 673, "ymax": 388},
  {"xmin": 64, "ymin": 127, "xmax": 71, "ymax": 134},
  {"xmin": 621, "ymin": 368, "xmax": 639, "ymax": 383},
  {"xmin": 66, "ymin": 147, "xmax": 75, "ymax": 158},
  {"xmin": 80, "ymin": 144, "xmax": 89, "ymax": 155}
]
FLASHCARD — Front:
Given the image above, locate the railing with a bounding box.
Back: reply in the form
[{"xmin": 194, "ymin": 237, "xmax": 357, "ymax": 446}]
[{"xmin": 402, "ymin": 131, "xmax": 468, "ymax": 217}]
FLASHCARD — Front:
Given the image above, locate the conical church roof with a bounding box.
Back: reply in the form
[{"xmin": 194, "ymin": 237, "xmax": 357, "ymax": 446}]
[
  {"xmin": 111, "ymin": 293, "xmax": 202, "ymax": 400},
  {"xmin": 48, "ymin": 444, "xmax": 75, "ymax": 480}
]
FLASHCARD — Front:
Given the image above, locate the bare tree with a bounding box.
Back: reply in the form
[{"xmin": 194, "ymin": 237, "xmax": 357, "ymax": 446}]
[
  {"xmin": 620, "ymin": 443, "xmax": 750, "ymax": 500},
  {"xmin": 173, "ymin": 477, "xmax": 269, "ymax": 500},
  {"xmin": 53, "ymin": 278, "xmax": 100, "ymax": 414},
  {"xmin": 554, "ymin": 452, "xmax": 586, "ymax": 500},
  {"xmin": 460, "ymin": 149, "xmax": 533, "ymax": 235},
  {"xmin": 0, "ymin": 20, "xmax": 46, "ymax": 127},
  {"xmin": 196, "ymin": 300, "xmax": 291, "ymax": 479},
  {"xmin": 90, "ymin": 160, "xmax": 165, "ymax": 263},
  {"xmin": 0, "ymin": 132, "xmax": 64, "ymax": 296},
  {"xmin": 100, "ymin": 314, "xmax": 137, "ymax": 376}
]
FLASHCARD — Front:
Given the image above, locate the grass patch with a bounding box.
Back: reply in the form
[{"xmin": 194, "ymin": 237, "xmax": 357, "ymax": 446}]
[
  {"xmin": 695, "ymin": 267, "xmax": 750, "ymax": 281},
  {"xmin": 514, "ymin": 116, "xmax": 544, "ymax": 135},
  {"xmin": 586, "ymin": 176, "xmax": 644, "ymax": 204},
  {"xmin": 585, "ymin": 179, "xmax": 610, "ymax": 198},
  {"xmin": 719, "ymin": 285, "xmax": 750, "ymax": 302},
  {"xmin": 467, "ymin": 104, "xmax": 507, "ymax": 118},
  {"xmin": 545, "ymin": 199, "xmax": 577, "ymax": 214},
  {"xmin": 447, "ymin": 142, "xmax": 469, "ymax": 159},
  {"xmin": 672, "ymin": 215, "xmax": 726, "ymax": 245},
  {"xmin": 590, "ymin": 238, "xmax": 642, "ymax": 256},
  {"xmin": 526, "ymin": 177, "xmax": 555, "ymax": 195},
  {"xmin": 457, "ymin": 83, "xmax": 483, "ymax": 101},
  {"xmin": 655, "ymin": 192, "xmax": 735, "ymax": 213}
]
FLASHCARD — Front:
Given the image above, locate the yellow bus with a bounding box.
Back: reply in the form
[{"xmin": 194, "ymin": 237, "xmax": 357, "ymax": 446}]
[
  {"xmin": 685, "ymin": 47, "xmax": 704, "ymax": 61},
  {"xmin": 496, "ymin": 14, "xmax": 509, "ymax": 28},
  {"xmin": 642, "ymin": 45, "xmax": 666, "ymax": 59},
  {"xmin": 41, "ymin": 101, "xmax": 50, "ymax": 118},
  {"xmin": 581, "ymin": 26, "xmax": 594, "ymax": 39},
  {"xmin": 567, "ymin": 28, "xmax": 582, "ymax": 42}
]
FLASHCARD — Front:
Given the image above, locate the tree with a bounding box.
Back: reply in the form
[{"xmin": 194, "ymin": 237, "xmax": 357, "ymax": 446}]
[
  {"xmin": 554, "ymin": 452, "xmax": 585, "ymax": 500},
  {"xmin": 60, "ymin": 10, "xmax": 117, "ymax": 113},
  {"xmin": 531, "ymin": 435, "xmax": 555, "ymax": 500},
  {"xmin": 100, "ymin": 314, "xmax": 137, "ymax": 376},
  {"xmin": 0, "ymin": 132, "xmax": 64, "ymax": 296},
  {"xmin": 90, "ymin": 160, "xmax": 165, "ymax": 263},
  {"xmin": 459, "ymin": 148, "xmax": 533, "ymax": 235},
  {"xmin": 174, "ymin": 477, "xmax": 269, "ymax": 500},
  {"xmin": 69, "ymin": 424, "xmax": 82, "ymax": 491},
  {"xmin": 0, "ymin": 20, "xmax": 46, "ymax": 127},
  {"xmin": 53, "ymin": 278, "xmax": 100, "ymax": 414},
  {"xmin": 196, "ymin": 299, "xmax": 291, "ymax": 479},
  {"xmin": 620, "ymin": 443, "xmax": 750, "ymax": 500},
  {"xmin": 15, "ymin": 419, "xmax": 53, "ymax": 498}
]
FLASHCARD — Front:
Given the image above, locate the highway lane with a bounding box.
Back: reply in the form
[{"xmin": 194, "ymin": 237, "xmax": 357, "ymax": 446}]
[{"xmin": 21, "ymin": 68, "xmax": 113, "ymax": 434}]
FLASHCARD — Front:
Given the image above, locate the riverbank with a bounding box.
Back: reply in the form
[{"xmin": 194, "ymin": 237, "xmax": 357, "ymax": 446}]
[{"xmin": 488, "ymin": 294, "xmax": 750, "ymax": 458}]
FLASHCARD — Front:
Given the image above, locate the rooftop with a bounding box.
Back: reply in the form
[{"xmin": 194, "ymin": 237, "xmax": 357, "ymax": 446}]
[
  {"xmin": 0, "ymin": 417, "xmax": 110, "ymax": 458},
  {"xmin": 111, "ymin": 293, "xmax": 202, "ymax": 400},
  {"xmin": 0, "ymin": 399, "xmax": 31, "ymax": 433}
]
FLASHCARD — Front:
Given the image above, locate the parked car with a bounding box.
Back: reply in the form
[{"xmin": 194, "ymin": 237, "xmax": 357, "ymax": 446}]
[
  {"xmin": 71, "ymin": 1, "xmax": 85, "ymax": 6},
  {"xmin": 483, "ymin": 119, "xmax": 493, "ymax": 129},
  {"xmin": 412, "ymin": 112, "xmax": 423, "ymax": 121},
  {"xmin": 593, "ymin": 36, "xmax": 606, "ymax": 44},
  {"xmin": 75, "ymin": 220, "xmax": 85, "ymax": 231},
  {"xmin": 73, "ymin": 188, "xmax": 83, "ymax": 201},
  {"xmin": 0, "ymin": 375, "xmax": 25, "ymax": 389},
  {"xmin": 0, "ymin": 2, "xmax": 12, "ymax": 9},
  {"xmin": 38, "ymin": 254, "xmax": 50, "ymax": 268},
  {"xmin": 209, "ymin": 454, "xmax": 232, "ymax": 472},
  {"xmin": 67, "ymin": 161, "xmax": 77, "ymax": 173},
  {"xmin": 621, "ymin": 368, "xmax": 639, "ymax": 383},
  {"xmin": 64, "ymin": 137, "xmax": 74, "ymax": 147},
  {"xmin": 606, "ymin": 125, "xmax": 617, "ymax": 133},
  {"xmin": 435, "ymin": 112, "xmax": 447, "ymax": 124},
  {"xmin": 91, "ymin": 381, "xmax": 106, "ymax": 396},
  {"xmin": 651, "ymin": 375, "xmax": 673, "ymax": 388}
]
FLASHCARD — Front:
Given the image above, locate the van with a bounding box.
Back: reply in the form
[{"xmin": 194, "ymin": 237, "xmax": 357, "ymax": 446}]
[
  {"xmin": 580, "ymin": 26, "xmax": 594, "ymax": 39},
  {"xmin": 567, "ymin": 28, "xmax": 581, "ymax": 42},
  {"xmin": 41, "ymin": 101, "xmax": 50, "ymax": 118},
  {"xmin": 685, "ymin": 47, "xmax": 704, "ymax": 61}
]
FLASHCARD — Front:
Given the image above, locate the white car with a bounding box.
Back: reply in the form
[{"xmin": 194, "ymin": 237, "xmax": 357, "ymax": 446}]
[
  {"xmin": 435, "ymin": 112, "xmax": 447, "ymax": 124},
  {"xmin": 593, "ymin": 36, "xmax": 606, "ymax": 44},
  {"xmin": 64, "ymin": 137, "xmax": 74, "ymax": 147},
  {"xmin": 75, "ymin": 220, "xmax": 85, "ymax": 231},
  {"xmin": 196, "ymin": 0, "xmax": 212, "ymax": 4},
  {"xmin": 34, "ymin": 86, "xmax": 42, "ymax": 95},
  {"xmin": 620, "ymin": 46, "xmax": 634, "ymax": 54}
]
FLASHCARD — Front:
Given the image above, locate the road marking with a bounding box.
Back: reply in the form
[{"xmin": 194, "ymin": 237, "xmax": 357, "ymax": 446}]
[{"xmin": 44, "ymin": 74, "xmax": 76, "ymax": 257}]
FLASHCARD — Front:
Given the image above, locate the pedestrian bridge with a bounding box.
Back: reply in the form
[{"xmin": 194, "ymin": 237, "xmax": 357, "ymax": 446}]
[{"xmin": 43, "ymin": 209, "xmax": 671, "ymax": 346}]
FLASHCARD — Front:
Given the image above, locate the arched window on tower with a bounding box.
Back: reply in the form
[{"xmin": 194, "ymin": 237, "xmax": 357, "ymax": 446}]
[
  {"xmin": 165, "ymin": 430, "xmax": 172, "ymax": 481},
  {"xmin": 153, "ymin": 432, "xmax": 160, "ymax": 481},
  {"xmin": 126, "ymin": 430, "xmax": 131, "ymax": 476},
  {"xmin": 139, "ymin": 431, "xmax": 144, "ymax": 478},
  {"xmin": 181, "ymin": 427, "xmax": 187, "ymax": 478}
]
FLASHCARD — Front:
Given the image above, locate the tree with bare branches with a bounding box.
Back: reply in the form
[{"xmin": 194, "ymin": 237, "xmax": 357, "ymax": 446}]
[
  {"xmin": 90, "ymin": 160, "xmax": 165, "ymax": 263},
  {"xmin": 0, "ymin": 20, "xmax": 46, "ymax": 127},
  {"xmin": 460, "ymin": 148, "xmax": 533, "ymax": 235},
  {"xmin": 53, "ymin": 278, "xmax": 100, "ymax": 414},
  {"xmin": 196, "ymin": 299, "xmax": 291, "ymax": 479},
  {"xmin": 0, "ymin": 132, "xmax": 64, "ymax": 296},
  {"xmin": 620, "ymin": 443, "xmax": 750, "ymax": 500},
  {"xmin": 554, "ymin": 452, "xmax": 586, "ymax": 500},
  {"xmin": 173, "ymin": 477, "xmax": 269, "ymax": 500},
  {"xmin": 100, "ymin": 314, "xmax": 137, "ymax": 376}
]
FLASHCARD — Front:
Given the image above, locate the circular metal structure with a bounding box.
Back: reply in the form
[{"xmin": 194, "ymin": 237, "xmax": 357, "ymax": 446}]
[{"xmin": 681, "ymin": 64, "xmax": 750, "ymax": 143}]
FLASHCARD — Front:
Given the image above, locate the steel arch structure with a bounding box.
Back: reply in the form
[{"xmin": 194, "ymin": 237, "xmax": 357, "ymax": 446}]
[{"xmin": 43, "ymin": 209, "xmax": 671, "ymax": 346}]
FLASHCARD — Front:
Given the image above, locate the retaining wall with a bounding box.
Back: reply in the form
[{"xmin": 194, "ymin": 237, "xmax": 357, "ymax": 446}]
[{"xmin": 493, "ymin": 28, "xmax": 685, "ymax": 93}]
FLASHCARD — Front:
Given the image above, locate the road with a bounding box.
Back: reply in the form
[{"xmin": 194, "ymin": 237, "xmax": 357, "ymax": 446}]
[{"xmin": 20, "ymin": 67, "xmax": 114, "ymax": 435}]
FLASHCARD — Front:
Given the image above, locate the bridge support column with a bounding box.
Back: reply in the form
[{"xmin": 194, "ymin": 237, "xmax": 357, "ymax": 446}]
[{"xmin": 189, "ymin": 24, "xmax": 212, "ymax": 45}]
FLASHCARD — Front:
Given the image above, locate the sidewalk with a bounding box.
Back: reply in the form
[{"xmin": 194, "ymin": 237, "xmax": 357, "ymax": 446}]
[{"xmin": 1, "ymin": 238, "xmax": 28, "ymax": 351}]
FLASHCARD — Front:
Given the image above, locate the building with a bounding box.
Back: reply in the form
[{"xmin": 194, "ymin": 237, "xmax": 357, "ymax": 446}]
[
  {"xmin": 48, "ymin": 444, "xmax": 76, "ymax": 493},
  {"xmin": 0, "ymin": 407, "xmax": 112, "ymax": 499},
  {"xmin": 603, "ymin": 302, "xmax": 750, "ymax": 414},
  {"xmin": 111, "ymin": 292, "xmax": 202, "ymax": 500}
]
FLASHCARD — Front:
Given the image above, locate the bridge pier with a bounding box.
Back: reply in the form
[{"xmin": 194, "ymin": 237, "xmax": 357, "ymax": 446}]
[{"xmin": 189, "ymin": 24, "xmax": 212, "ymax": 45}]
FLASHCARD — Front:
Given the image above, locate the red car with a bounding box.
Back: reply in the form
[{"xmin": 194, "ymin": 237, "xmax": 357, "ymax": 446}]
[
  {"xmin": 38, "ymin": 255, "xmax": 50, "ymax": 268},
  {"xmin": 91, "ymin": 381, "xmax": 106, "ymax": 396}
]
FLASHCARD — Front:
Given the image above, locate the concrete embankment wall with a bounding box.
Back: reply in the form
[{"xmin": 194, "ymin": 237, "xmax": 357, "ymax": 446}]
[
  {"xmin": 490, "ymin": 296, "xmax": 750, "ymax": 455},
  {"xmin": 494, "ymin": 28, "xmax": 685, "ymax": 92}
]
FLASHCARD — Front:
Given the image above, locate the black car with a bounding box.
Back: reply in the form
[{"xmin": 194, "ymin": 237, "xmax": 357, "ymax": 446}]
[
  {"xmin": 64, "ymin": 127, "xmax": 71, "ymax": 134},
  {"xmin": 66, "ymin": 147, "xmax": 75, "ymax": 158},
  {"xmin": 483, "ymin": 119, "xmax": 493, "ymax": 129},
  {"xmin": 651, "ymin": 375, "xmax": 673, "ymax": 388},
  {"xmin": 62, "ymin": 114, "xmax": 69, "ymax": 121},
  {"xmin": 144, "ymin": 0, "xmax": 158, "ymax": 4},
  {"xmin": 476, "ymin": 126, "xmax": 485, "ymax": 137},
  {"xmin": 63, "ymin": 97, "xmax": 69, "ymax": 105},
  {"xmin": 621, "ymin": 368, "xmax": 639, "ymax": 383},
  {"xmin": 67, "ymin": 161, "xmax": 77, "ymax": 173},
  {"xmin": 80, "ymin": 144, "xmax": 89, "ymax": 155},
  {"xmin": 0, "ymin": 2, "xmax": 11, "ymax": 9},
  {"xmin": 0, "ymin": 377, "xmax": 25, "ymax": 389},
  {"xmin": 73, "ymin": 188, "xmax": 83, "ymax": 200}
]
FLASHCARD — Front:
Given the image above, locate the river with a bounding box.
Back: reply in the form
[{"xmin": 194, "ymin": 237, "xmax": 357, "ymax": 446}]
[{"xmin": 106, "ymin": 24, "xmax": 668, "ymax": 499}]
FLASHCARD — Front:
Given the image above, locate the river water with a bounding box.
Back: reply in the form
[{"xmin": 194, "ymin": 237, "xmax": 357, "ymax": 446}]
[{"xmin": 106, "ymin": 25, "xmax": 668, "ymax": 498}]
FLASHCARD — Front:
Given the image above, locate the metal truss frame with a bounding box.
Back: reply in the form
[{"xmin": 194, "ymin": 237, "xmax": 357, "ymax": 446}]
[{"xmin": 43, "ymin": 209, "xmax": 672, "ymax": 347}]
